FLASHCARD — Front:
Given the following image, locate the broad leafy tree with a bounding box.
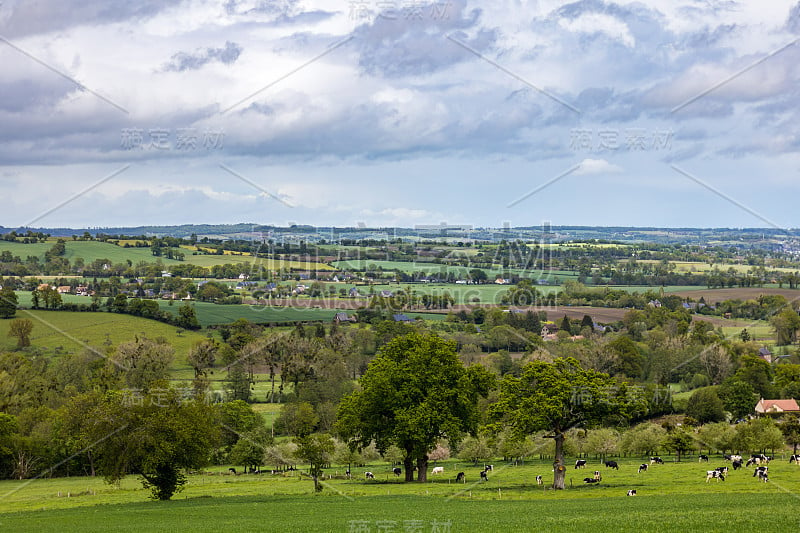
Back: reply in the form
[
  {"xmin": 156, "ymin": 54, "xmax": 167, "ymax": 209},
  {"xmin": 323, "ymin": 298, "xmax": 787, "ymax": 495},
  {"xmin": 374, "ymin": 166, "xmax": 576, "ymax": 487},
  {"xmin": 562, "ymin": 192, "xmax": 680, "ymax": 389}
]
[
  {"xmin": 176, "ymin": 303, "xmax": 201, "ymax": 330},
  {"xmin": 779, "ymin": 414, "xmax": 800, "ymax": 454},
  {"xmin": 90, "ymin": 389, "xmax": 219, "ymax": 500},
  {"xmin": 8, "ymin": 319, "xmax": 33, "ymax": 348},
  {"xmin": 337, "ymin": 333, "xmax": 493, "ymax": 482},
  {"xmin": 686, "ymin": 387, "xmax": 726, "ymax": 424},
  {"xmin": 0, "ymin": 286, "xmax": 17, "ymax": 319},
  {"xmin": 489, "ymin": 357, "xmax": 647, "ymax": 489},
  {"xmin": 109, "ymin": 336, "xmax": 174, "ymax": 391},
  {"xmin": 294, "ymin": 433, "xmax": 334, "ymax": 492}
]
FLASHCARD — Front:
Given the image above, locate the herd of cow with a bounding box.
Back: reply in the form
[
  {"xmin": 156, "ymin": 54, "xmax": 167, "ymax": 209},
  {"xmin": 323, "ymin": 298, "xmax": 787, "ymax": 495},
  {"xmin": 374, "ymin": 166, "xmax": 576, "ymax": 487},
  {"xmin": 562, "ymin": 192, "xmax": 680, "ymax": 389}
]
[
  {"xmin": 360, "ymin": 453, "xmax": 799, "ymax": 494},
  {"xmin": 578, "ymin": 453, "xmax": 790, "ymax": 490}
]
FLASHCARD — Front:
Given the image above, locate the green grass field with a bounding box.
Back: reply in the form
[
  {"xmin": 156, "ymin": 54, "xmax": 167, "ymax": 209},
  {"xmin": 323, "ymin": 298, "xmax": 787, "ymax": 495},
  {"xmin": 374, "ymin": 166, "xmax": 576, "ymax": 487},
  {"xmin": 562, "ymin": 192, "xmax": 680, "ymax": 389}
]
[
  {"xmin": 1, "ymin": 456, "xmax": 798, "ymax": 532},
  {"xmin": 0, "ymin": 311, "xmax": 208, "ymax": 369},
  {"xmin": 0, "ymin": 240, "xmax": 182, "ymax": 266},
  {"xmin": 0, "ymin": 240, "xmax": 333, "ymax": 271},
  {"xmin": 332, "ymin": 260, "xmax": 579, "ymax": 282}
]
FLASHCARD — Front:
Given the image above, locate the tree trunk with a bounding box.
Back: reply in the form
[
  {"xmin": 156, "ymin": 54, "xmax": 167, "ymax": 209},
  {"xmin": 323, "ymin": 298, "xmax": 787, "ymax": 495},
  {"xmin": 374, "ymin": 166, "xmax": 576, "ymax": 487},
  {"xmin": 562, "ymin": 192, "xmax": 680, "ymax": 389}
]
[
  {"xmin": 416, "ymin": 456, "xmax": 428, "ymax": 483},
  {"xmin": 553, "ymin": 432, "xmax": 566, "ymax": 490},
  {"xmin": 404, "ymin": 456, "xmax": 414, "ymax": 482},
  {"xmin": 87, "ymin": 450, "xmax": 95, "ymax": 477}
]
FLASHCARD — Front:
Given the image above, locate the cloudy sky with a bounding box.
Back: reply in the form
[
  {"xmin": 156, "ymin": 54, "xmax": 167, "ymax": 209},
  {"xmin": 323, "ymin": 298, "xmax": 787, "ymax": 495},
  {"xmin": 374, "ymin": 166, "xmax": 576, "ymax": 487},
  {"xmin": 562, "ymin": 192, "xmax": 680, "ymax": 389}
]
[{"xmin": 1, "ymin": 0, "xmax": 799, "ymax": 229}]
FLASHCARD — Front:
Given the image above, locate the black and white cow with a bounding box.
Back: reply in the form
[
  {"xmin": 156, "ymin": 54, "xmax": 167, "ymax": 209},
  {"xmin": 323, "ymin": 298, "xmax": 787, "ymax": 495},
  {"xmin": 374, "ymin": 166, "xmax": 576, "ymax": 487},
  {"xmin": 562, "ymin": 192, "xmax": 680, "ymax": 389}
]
[
  {"xmin": 583, "ymin": 477, "xmax": 600, "ymax": 484},
  {"xmin": 715, "ymin": 466, "xmax": 729, "ymax": 475},
  {"xmin": 627, "ymin": 489, "xmax": 637, "ymax": 496},
  {"xmin": 593, "ymin": 471, "xmax": 602, "ymax": 481},
  {"xmin": 729, "ymin": 455, "xmax": 742, "ymax": 463},
  {"xmin": 650, "ymin": 456, "xmax": 664, "ymax": 465},
  {"xmin": 604, "ymin": 460, "xmax": 619, "ymax": 470},
  {"xmin": 365, "ymin": 471, "xmax": 375, "ymax": 480},
  {"xmin": 536, "ymin": 475, "xmax": 543, "ymax": 485},
  {"xmin": 393, "ymin": 467, "xmax": 402, "ymax": 476},
  {"xmin": 484, "ymin": 464, "xmax": 493, "ymax": 472},
  {"xmin": 706, "ymin": 470, "xmax": 725, "ymax": 482},
  {"xmin": 698, "ymin": 455, "xmax": 709, "ymax": 462},
  {"xmin": 753, "ymin": 466, "xmax": 769, "ymax": 482},
  {"xmin": 480, "ymin": 470, "xmax": 488, "ymax": 481},
  {"xmin": 455, "ymin": 472, "xmax": 465, "ymax": 483},
  {"xmin": 732, "ymin": 459, "xmax": 743, "ymax": 470},
  {"xmin": 745, "ymin": 457, "xmax": 760, "ymax": 467},
  {"xmin": 790, "ymin": 454, "xmax": 800, "ymax": 464},
  {"xmin": 638, "ymin": 464, "xmax": 648, "ymax": 473},
  {"xmin": 228, "ymin": 467, "xmax": 237, "ymax": 475},
  {"xmin": 575, "ymin": 459, "xmax": 587, "ymax": 469}
]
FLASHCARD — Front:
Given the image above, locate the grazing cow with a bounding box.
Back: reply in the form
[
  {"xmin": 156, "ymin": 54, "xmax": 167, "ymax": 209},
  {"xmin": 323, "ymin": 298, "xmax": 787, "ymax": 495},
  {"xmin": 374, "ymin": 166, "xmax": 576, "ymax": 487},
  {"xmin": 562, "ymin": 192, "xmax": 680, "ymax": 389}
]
[
  {"xmin": 790, "ymin": 454, "xmax": 800, "ymax": 464},
  {"xmin": 732, "ymin": 460, "xmax": 743, "ymax": 471},
  {"xmin": 392, "ymin": 467, "xmax": 402, "ymax": 476},
  {"xmin": 699, "ymin": 455, "xmax": 709, "ymax": 462},
  {"xmin": 722, "ymin": 454, "xmax": 731, "ymax": 461},
  {"xmin": 650, "ymin": 456, "xmax": 664, "ymax": 465},
  {"xmin": 228, "ymin": 468, "xmax": 237, "ymax": 475},
  {"xmin": 729, "ymin": 455, "xmax": 742, "ymax": 463},
  {"xmin": 455, "ymin": 472, "xmax": 465, "ymax": 483},
  {"xmin": 575, "ymin": 460, "xmax": 587, "ymax": 469},
  {"xmin": 480, "ymin": 470, "xmax": 488, "ymax": 481},
  {"xmin": 706, "ymin": 470, "xmax": 725, "ymax": 482},
  {"xmin": 715, "ymin": 467, "xmax": 729, "ymax": 475},
  {"xmin": 627, "ymin": 489, "xmax": 637, "ymax": 496},
  {"xmin": 745, "ymin": 457, "xmax": 760, "ymax": 467},
  {"xmin": 753, "ymin": 466, "xmax": 769, "ymax": 482},
  {"xmin": 593, "ymin": 471, "xmax": 602, "ymax": 481},
  {"xmin": 536, "ymin": 475, "xmax": 543, "ymax": 485},
  {"xmin": 365, "ymin": 472, "xmax": 375, "ymax": 480},
  {"xmin": 432, "ymin": 466, "xmax": 444, "ymax": 475},
  {"xmin": 583, "ymin": 477, "xmax": 600, "ymax": 484},
  {"xmin": 484, "ymin": 464, "xmax": 493, "ymax": 472},
  {"xmin": 638, "ymin": 464, "xmax": 648, "ymax": 474},
  {"xmin": 604, "ymin": 460, "xmax": 619, "ymax": 470}
]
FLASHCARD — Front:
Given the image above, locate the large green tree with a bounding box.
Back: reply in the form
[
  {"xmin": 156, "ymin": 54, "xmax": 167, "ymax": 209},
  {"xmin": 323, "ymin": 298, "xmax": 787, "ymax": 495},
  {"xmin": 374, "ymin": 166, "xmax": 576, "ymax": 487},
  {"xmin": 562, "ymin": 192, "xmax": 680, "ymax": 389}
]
[
  {"xmin": 336, "ymin": 333, "xmax": 493, "ymax": 482},
  {"xmin": 0, "ymin": 286, "xmax": 18, "ymax": 319},
  {"xmin": 8, "ymin": 319, "xmax": 33, "ymax": 349},
  {"xmin": 489, "ymin": 357, "xmax": 647, "ymax": 489},
  {"xmin": 686, "ymin": 387, "xmax": 726, "ymax": 424},
  {"xmin": 89, "ymin": 389, "xmax": 219, "ymax": 500}
]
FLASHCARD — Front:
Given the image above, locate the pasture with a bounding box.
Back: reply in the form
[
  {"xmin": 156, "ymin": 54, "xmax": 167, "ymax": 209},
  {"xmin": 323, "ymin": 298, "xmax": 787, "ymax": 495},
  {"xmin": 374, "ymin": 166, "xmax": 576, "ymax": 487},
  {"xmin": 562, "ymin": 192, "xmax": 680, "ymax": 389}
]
[
  {"xmin": 331, "ymin": 260, "xmax": 579, "ymax": 282},
  {"xmin": 0, "ymin": 311, "xmax": 207, "ymax": 363},
  {"xmin": 0, "ymin": 456, "xmax": 798, "ymax": 532}
]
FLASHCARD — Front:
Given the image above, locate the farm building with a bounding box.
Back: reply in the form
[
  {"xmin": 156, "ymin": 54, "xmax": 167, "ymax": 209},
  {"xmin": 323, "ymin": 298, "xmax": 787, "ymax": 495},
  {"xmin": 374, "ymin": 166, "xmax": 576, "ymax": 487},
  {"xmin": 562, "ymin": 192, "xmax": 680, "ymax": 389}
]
[
  {"xmin": 333, "ymin": 312, "xmax": 355, "ymax": 323},
  {"xmin": 754, "ymin": 398, "xmax": 800, "ymax": 415}
]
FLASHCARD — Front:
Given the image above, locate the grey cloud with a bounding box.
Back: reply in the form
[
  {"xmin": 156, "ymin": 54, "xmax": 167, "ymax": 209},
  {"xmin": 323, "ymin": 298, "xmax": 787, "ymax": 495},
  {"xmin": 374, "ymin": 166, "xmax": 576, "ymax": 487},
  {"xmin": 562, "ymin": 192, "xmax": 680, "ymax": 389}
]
[
  {"xmin": 787, "ymin": 2, "xmax": 800, "ymax": 33},
  {"xmin": 353, "ymin": 0, "xmax": 496, "ymax": 77},
  {"xmin": 0, "ymin": 0, "xmax": 183, "ymax": 38},
  {"xmin": 162, "ymin": 42, "xmax": 243, "ymax": 72}
]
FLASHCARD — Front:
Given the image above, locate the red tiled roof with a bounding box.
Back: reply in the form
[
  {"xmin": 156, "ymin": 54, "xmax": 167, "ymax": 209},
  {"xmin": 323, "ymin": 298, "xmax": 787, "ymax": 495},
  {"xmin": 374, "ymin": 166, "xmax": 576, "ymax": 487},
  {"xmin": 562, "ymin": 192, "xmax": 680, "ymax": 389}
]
[{"xmin": 756, "ymin": 399, "xmax": 800, "ymax": 412}]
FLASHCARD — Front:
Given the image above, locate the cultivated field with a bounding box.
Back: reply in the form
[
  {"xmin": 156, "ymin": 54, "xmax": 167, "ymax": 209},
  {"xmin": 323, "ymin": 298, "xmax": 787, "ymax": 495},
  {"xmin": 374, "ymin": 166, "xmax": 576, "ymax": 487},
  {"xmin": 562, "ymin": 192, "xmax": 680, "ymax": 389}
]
[
  {"xmin": 1, "ymin": 456, "xmax": 798, "ymax": 532},
  {"xmin": 670, "ymin": 287, "xmax": 800, "ymax": 303}
]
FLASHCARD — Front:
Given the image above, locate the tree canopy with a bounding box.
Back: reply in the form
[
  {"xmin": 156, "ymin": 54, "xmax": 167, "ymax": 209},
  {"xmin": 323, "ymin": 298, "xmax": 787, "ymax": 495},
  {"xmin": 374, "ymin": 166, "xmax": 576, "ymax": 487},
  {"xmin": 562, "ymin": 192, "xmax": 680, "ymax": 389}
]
[
  {"xmin": 336, "ymin": 332, "xmax": 493, "ymax": 482},
  {"xmin": 489, "ymin": 357, "xmax": 648, "ymax": 489}
]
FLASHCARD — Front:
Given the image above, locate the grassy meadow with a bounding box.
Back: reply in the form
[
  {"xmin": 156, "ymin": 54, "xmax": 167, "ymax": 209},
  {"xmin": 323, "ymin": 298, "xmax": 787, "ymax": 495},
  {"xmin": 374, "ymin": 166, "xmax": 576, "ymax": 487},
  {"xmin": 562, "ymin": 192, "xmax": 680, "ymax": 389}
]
[{"xmin": 1, "ymin": 456, "xmax": 798, "ymax": 532}]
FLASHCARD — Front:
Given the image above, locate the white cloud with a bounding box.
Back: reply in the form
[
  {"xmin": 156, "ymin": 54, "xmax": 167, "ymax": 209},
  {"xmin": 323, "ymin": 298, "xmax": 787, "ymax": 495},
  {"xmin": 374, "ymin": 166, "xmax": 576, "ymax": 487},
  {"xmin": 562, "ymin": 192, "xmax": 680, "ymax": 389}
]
[
  {"xmin": 558, "ymin": 12, "xmax": 636, "ymax": 48},
  {"xmin": 574, "ymin": 158, "xmax": 623, "ymax": 176}
]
